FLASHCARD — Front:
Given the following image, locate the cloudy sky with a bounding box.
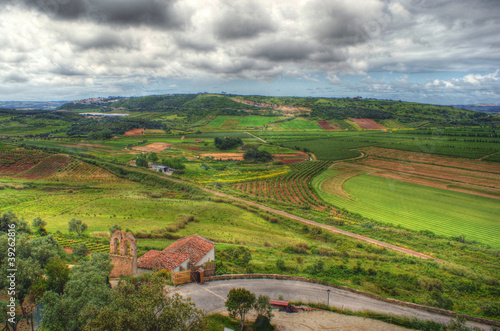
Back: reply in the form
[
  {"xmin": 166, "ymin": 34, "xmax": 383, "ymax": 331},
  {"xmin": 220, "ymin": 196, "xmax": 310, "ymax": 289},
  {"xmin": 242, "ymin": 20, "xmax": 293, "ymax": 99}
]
[{"xmin": 1, "ymin": 0, "xmax": 499, "ymax": 104}]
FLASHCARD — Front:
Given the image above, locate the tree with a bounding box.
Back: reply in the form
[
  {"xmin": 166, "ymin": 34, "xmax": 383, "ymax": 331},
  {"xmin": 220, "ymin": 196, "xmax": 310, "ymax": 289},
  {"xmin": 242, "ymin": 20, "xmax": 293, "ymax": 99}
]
[
  {"xmin": 148, "ymin": 152, "xmax": 159, "ymax": 162},
  {"xmin": 214, "ymin": 137, "xmax": 243, "ymax": 150},
  {"xmin": 68, "ymin": 218, "xmax": 87, "ymax": 236},
  {"xmin": 243, "ymin": 148, "xmax": 273, "ymax": 162},
  {"xmin": 108, "ymin": 224, "xmax": 122, "ymax": 235},
  {"xmin": 0, "ymin": 210, "xmax": 30, "ymax": 233},
  {"xmin": 45, "ymin": 258, "xmax": 70, "ymax": 294},
  {"xmin": 136, "ymin": 155, "xmax": 148, "ymax": 168},
  {"xmin": 41, "ymin": 253, "xmax": 113, "ymax": 331},
  {"xmin": 225, "ymin": 288, "xmax": 256, "ymax": 331},
  {"xmin": 72, "ymin": 243, "xmax": 89, "ymax": 259},
  {"xmin": 254, "ymin": 295, "xmax": 273, "ymax": 320},
  {"xmin": 32, "ymin": 216, "xmax": 47, "ymax": 236},
  {"xmin": 87, "ymin": 274, "xmax": 206, "ymax": 330}
]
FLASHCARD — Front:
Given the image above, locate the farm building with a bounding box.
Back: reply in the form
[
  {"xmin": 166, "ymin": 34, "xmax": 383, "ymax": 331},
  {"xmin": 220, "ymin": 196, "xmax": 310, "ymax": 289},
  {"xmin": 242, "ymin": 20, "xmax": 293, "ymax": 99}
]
[
  {"xmin": 150, "ymin": 163, "xmax": 174, "ymax": 175},
  {"xmin": 137, "ymin": 234, "xmax": 215, "ymax": 274}
]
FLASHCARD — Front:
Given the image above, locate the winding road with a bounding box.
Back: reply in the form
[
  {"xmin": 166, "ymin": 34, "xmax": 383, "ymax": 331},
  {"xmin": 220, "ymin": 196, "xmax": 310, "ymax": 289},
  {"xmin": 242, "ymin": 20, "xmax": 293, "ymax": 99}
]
[{"xmin": 171, "ymin": 279, "xmax": 492, "ymax": 330}]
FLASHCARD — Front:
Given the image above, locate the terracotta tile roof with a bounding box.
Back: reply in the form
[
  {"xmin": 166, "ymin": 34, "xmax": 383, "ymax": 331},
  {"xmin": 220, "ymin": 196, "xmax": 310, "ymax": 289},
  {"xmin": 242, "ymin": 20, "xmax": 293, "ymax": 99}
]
[
  {"xmin": 137, "ymin": 235, "xmax": 214, "ymax": 271},
  {"xmin": 137, "ymin": 250, "xmax": 190, "ymax": 271},
  {"xmin": 162, "ymin": 235, "xmax": 215, "ymax": 265}
]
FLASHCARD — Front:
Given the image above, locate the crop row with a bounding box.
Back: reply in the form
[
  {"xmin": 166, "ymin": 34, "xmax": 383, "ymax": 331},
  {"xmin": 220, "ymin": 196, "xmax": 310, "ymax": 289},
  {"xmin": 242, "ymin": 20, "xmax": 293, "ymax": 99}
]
[
  {"xmin": 54, "ymin": 235, "xmax": 109, "ymax": 252},
  {"xmin": 232, "ymin": 161, "xmax": 331, "ymax": 210}
]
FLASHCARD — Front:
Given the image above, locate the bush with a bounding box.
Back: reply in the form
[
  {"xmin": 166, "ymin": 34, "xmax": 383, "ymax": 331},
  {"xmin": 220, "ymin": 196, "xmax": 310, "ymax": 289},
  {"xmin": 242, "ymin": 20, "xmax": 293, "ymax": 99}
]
[{"xmin": 72, "ymin": 243, "xmax": 89, "ymax": 258}]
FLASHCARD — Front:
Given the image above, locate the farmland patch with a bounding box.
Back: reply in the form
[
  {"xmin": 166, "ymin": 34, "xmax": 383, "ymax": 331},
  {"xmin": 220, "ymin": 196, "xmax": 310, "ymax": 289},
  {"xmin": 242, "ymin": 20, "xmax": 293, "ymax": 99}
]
[
  {"xmin": 278, "ymin": 119, "xmax": 322, "ymax": 130},
  {"xmin": 200, "ymin": 153, "xmax": 244, "ymax": 160},
  {"xmin": 317, "ymin": 121, "xmax": 338, "ymax": 130},
  {"xmin": 313, "ymin": 173, "xmax": 500, "ymax": 248},
  {"xmin": 237, "ymin": 116, "xmax": 278, "ymax": 127},
  {"xmin": 350, "ymin": 118, "xmax": 386, "ymax": 130},
  {"xmin": 132, "ymin": 142, "xmax": 172, "ymax": 152},
  {"xmin": 16, "ymin": 154, "xmax": 71, "ymax": 179},
  {"xmin": 0, "ymin": 149, "xmax": 48, "ymax": 175},
  {"xmin": 207, "ymin": 116, "xmax": 240, "ymax": 128},
  {"xmin": 124, "ymin": 128, "xmax": 145, "ymax": 135}
]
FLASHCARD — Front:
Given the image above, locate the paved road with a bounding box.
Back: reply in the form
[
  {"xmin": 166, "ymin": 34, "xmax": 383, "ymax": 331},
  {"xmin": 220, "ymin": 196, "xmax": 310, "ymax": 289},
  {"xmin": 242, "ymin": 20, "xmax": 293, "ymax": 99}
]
[{"xmin": 171, "ymin": 279, "xmax": 492, "ymax": 330}]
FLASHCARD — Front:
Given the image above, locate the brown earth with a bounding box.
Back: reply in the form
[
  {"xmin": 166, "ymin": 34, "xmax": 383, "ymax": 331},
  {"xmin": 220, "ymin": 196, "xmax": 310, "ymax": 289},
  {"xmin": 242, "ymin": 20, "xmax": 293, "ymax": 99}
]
[
  {"xmin": 16, "ymin": 154, "xmax": 71, "ymax": 179},
  {"xmin": 132, "ymin": 143, "xmax": 172, "ymax": 152},
  {"xmin": 0, "ymin": 150, "xmax": 47, "ymax": 175},
  {"xmin": 372, "ymin": 171, "xmax": 500, "ymax": 200},
  {"xmin": 231, "ymin": 98, "xmax": 312, "ymax": 115},
  {"xmin": 363, "ymin": 146, "xmax": 500, "ymax": 173},
  {"xmin": 318, "ymin": 121, "xmax": 337, "ymax": 130},
  {"xmin": 124, "ymin": 128, "xmax": 144, "ymax": 135},
  {"xmin": 359, "ymin": 157, "xmax": 500, "ymax": 189},
  {"xmin": 200, "ymin": 153, "xmax": 244, "ymax": 160},
  {"xmin": 351, "ymin": 118, "xmax": 386, "ymax": 130}
]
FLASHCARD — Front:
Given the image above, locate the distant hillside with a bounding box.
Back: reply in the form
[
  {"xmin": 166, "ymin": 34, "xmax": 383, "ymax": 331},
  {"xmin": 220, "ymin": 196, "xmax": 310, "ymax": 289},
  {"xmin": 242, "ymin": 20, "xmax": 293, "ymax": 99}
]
[
  {"xmin": 55, "ymin": 93, "xmax": 498, "ymax": 128},
  {"xmin": 452, "ymin": 104, "xmax": 500, "ymax": 114},
  {"xmin": 0, "ymin": 101, "xmax": 67, "ymax": 110}
]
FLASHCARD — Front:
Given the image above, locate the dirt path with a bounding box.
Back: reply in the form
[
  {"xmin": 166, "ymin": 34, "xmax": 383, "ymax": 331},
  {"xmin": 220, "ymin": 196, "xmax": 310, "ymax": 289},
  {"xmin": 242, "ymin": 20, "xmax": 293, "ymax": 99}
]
[
  {"xmin": 119, "ymin": 164, "xmax": 445, "ymax": 262},
  {"xmin": 479, "ymin": 150, "xmax": 500, "ymax": 161},
  {"xmin": 244, "ymin": 131, "xmax": 267, "ymax": 143}
]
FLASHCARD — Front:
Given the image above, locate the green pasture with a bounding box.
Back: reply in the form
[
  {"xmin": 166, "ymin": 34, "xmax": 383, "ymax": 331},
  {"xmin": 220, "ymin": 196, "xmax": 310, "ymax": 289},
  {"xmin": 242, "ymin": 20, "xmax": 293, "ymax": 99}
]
[
  {"xmin": 313, "ymin": 170, "xmax": 500, "ymax": 248},
  {"xmin": 206, "ymin": 116, "xmax": 241, "ymax": 128},
  {"xmin": 237, "ymin": 116, "xmax": 278, "ymax": 127},
  {"xmin": 278, "ymin": 118, "xmax": 322, "ymax": 130},
  {"xmin": 484, "ymin": 152, "xmax": 500, "ymax": 162},
  {"xmin": 0, "ymin": 184, "xmax": 310, "ymax": 249}
]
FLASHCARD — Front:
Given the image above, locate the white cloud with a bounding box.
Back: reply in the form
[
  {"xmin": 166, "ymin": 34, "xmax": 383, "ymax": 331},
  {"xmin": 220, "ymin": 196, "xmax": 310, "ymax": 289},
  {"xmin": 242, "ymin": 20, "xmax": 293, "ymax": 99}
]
[{"xmin": 0, "ymin": 0, "xmax": 499, "ymax": 103}]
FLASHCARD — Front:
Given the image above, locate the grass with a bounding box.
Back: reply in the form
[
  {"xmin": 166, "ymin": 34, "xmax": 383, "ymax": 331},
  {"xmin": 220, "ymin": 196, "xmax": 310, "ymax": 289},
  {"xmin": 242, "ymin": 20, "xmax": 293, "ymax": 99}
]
[
  {"xmin": 237, "ymin": 116, "xmax": 279, "ymax": 127},
  {"xmin": 1, "ymin": 178, "xmax": 499, "ymax": 321},
  {"xmin": 313, "ymin": 170, "xmax": 500, "ymax": 248},
  {"xmin": 278, "ymin": 118, "xmax": 322, "ymax": 130},
  {"xmin": 207, "ymin": 116, "xmax": 241, "ymax": 128}
]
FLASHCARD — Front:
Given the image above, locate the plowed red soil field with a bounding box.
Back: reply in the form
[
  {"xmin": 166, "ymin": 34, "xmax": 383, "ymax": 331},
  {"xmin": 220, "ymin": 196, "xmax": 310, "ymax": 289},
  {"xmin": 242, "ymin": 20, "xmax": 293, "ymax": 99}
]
[
  {"xmin": 0, "ymin": 150, "xmax": 47, "ymax": 175},
  {"xmin": 351, "ymin": 118, "xmax": 386, "ymax": 130},
  {"xmin": 132, "ymin": 143, "xmax": 172, "ymax": 152},
  {"xmin": 17, "ymin": 154, "xmax": 71, "ymax": 179},
  {"xmin": 317, "ymin": 121, "xmax": 338, "ymax": 130},
  {"xmin": 124, "ymin": 128, "xmax": 144, "ymax": 135}
]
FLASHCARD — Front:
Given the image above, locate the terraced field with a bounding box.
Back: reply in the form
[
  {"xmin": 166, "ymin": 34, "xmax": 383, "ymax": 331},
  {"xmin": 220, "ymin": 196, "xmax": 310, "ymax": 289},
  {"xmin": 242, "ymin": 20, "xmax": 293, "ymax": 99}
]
[
  {"xmin": 312, "ymin": 172, "xmax": 500, "ymax": 248},
  {"xmin": 232, "ymin": 161, "xmax": 331, "ymax": 210},
  {"xmin": 237, "ymin": 116, "xmax": 279, "ymax": 127},
  {"xmin": 206, "ymin": 116, "xmax": 241, "ymax": 127}
]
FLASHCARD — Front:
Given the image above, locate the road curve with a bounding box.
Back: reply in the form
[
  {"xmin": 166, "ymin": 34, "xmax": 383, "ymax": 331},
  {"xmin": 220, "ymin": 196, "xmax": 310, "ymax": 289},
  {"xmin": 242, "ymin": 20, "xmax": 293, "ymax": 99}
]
[
  {"xmin": 118, "ymin": 164, "xmax": 445, "ymax": 262},
  {"xmin": 171, "ymin": 279, "xmax": 490, "ymax": 330}
]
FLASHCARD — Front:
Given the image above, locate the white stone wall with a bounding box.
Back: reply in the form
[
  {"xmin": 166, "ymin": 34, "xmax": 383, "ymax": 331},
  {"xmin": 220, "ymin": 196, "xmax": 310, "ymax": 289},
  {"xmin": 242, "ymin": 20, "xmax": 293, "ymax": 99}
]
[{"xmin": 196, "ymin": 248, "xmax": 215, "ymax": 266}]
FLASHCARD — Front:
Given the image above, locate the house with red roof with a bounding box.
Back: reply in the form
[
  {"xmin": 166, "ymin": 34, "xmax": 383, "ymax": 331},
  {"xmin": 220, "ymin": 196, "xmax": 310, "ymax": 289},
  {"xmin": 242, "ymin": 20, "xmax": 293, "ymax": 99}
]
[{"xmin": 137, "ymin": 234, "xmax": 215, "ymax": 274}]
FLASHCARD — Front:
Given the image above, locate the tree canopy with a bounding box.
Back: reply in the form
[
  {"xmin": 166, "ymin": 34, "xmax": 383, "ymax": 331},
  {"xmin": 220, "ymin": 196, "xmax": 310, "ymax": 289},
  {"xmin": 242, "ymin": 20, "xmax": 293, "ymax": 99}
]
[{"xmin": 225, "ymin": 288, "xmax": 256, "ymax": 331}]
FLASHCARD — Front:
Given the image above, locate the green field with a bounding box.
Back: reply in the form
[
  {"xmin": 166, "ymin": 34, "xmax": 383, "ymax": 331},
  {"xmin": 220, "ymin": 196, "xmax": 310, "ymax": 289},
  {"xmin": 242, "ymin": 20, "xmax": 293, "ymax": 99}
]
[
  {"xmin": 206, "ymin": 116, "xmax": 241, "ymax": 127},
  {"xmin": 278, "ymin": 118, "xmax": 322, "ymax": 130},
  {"xmin": 237, "ymin": 116, "xmax": 278, "ymax": 127},
  {"xmin": 313, "ymin": 170, "xmax": 500, "ymax": 248}
]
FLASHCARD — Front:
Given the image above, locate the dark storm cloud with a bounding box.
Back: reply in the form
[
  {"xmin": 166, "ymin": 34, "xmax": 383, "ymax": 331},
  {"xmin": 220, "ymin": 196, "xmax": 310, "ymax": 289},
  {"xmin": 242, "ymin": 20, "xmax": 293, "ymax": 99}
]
[
  {"xmin": 69, "ymin": 31, "xmax": 135, "ymax": 51},
  {"xmin": 4, "ymin": 73, "xmax": 29, "ymax": 83},
  {"xmin": 175, "ymin": 37, "xmax": 216, "ymax": 52},
  {"xmin": 50, "ymin": 65, "xmax": 86, "ymax": 76},
  {"xmin": 19, "ymin": 0, "xmax": 184, "ymax": 28},
  {"xmin": 251, "ymin": 40, "xmax": 347, "ymax": 64},
  {"xmin": 213, "ymin": 1, "xmax": 275, "ymax": 40},
  {"xmin": 306, "ymin": 0, "xmax": 390, "ymax": 46}
]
